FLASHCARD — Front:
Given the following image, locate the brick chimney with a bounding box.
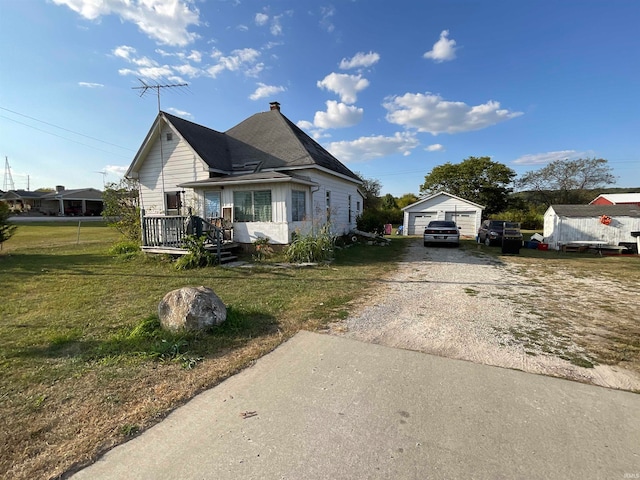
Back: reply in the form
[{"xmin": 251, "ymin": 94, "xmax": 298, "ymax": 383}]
[
  {"xmin": 56, "ymin": 185, "xmax": 65, "ymax": 193},
  {"xmin": 269, "ymin": 101, "xmax": 281, "ymax": 111}
]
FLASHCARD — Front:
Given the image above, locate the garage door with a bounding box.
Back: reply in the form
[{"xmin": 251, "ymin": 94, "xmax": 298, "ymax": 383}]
[
  {"xmin": 445, "ymin": 211, "xmax": 476, "ymax": 236},
  {"xmin": 408, "ymin": 212, "xmax": 436, "ymax": 235}
]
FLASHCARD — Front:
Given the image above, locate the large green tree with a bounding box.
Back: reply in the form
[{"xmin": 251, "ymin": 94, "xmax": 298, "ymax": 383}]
[
  {"xmin": 396, "ymin": 193, "xmax": 419, "ymax": 209},
  {"xmin": 516, "ymin": 158, "xmax": 616, "ymax": 205},
  {"xmin": 420, "ymin": 156, "xmax": 516, "ymax": 215},
  {"xmin": 0, "ymin": 202, "xmax": 17, "ymax": 250},
  {"xmin": 355, "ymin": 172, "xmax": 382, "ymax": 210}
]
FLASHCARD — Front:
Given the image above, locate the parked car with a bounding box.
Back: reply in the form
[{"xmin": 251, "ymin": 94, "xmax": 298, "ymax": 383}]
[
  {"xmin": 423, "ymin": 220, "xmax": 460, "ymax": 247},
  {"xmin": 477, "ymin": 220, "xmax": 522, "ymax": 246}
]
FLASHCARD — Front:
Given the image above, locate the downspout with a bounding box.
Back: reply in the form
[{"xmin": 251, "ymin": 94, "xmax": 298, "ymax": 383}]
[{"xmin": 310, "ymin": 185, "xmax": 321, "ymax": 235}]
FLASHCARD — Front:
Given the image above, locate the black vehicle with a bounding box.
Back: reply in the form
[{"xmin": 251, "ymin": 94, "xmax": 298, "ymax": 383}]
[{"xmin": 477, "ymin": 220, "xmax": 522, "ymax": 246}]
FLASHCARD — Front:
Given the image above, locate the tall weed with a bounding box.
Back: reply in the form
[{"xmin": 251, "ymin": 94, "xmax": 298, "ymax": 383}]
[{"xmin": 285, "ymin": 223, "xmax": 335, "ymax": 263}]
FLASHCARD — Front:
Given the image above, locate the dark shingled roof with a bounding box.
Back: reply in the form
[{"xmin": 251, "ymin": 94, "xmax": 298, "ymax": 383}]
[
  {"xmin": 551, "ymin": 204, "xmax": 640, "ymax": 217},
  {"xmin": 225, "ymin": 110, "xmax": 361, "ymax": 181},
  {"xmin": 162, "ymin": 112, "xmax": 232, "ymax": 171},
  {"xmin": 161, "ymin": 109, "xmax": 360, "ymax": 182}
]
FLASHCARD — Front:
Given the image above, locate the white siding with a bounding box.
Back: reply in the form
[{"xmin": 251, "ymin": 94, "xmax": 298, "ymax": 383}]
[
  {"xmin": 191, "ymin": 178, "xmax": 360, "ymax": 245},
  {"xmin": 544, "ymin": 209, "xmax": 640, "ymax": 249},
  {"xmin": 296, "ymin": 169, "xmax": 362, "ymax": 237},
  {"xmin": 138, "ymin": 123, "xmax": 210, "ymax": 215}
]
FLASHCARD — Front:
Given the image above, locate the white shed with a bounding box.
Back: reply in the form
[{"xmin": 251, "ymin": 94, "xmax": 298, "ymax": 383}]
[
  {"xmin": 401, "ymin": 192, "xmax": 484, "ymax": 237},
  {"xmin": 544, "ymin": 204, "xmax": 640, "ymax": 250}
]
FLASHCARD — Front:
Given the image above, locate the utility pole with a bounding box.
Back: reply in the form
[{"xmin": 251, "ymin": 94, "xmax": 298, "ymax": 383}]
[{"xmin": 3, "ymin": 156, "xmax": 15, "ymax": 191}]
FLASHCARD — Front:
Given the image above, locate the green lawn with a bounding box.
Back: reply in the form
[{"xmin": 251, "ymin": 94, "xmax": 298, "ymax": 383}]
[{"xmin": 0, "ymin": 222, "xmax": 408, "ymax": 480}]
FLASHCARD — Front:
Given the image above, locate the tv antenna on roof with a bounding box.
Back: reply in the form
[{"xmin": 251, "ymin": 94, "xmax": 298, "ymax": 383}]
[
  {"xmin": 95, "ymin": 170, "xmax": 107, "ymax": 188},
  {"xmin": 132, "ymin": 78, "xmax": 188, "ymax": 112}
]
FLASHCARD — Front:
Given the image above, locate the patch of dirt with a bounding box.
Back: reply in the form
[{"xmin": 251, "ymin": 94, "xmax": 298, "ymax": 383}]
[{"xmin": 328, "ymin": 240, "xmax": 640, "ymax": 392}]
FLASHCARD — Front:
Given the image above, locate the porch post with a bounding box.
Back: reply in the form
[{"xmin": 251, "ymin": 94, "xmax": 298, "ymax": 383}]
[{"xmin": 141, "ymin": 209, "xmax": 147, "ymax": 246}]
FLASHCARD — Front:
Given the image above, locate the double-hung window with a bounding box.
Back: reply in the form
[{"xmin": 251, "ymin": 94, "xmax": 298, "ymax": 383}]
[
  {"xmin": 291, "ymin": 190, "xmax": 306, "ymax": 221},
  {"xmin": 233, "ymin": 190, "xmax": 272, "ymax": 222}
]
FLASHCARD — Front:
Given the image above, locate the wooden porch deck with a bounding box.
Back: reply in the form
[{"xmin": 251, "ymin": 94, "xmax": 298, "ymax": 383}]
[{"xmin": 141, "ymin": 214, "xmax": 238, "ymax": 263}]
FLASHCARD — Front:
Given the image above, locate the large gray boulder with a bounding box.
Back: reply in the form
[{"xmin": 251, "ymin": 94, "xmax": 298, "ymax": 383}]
[{"xmin": 158, "ymin": 286, "xmax": 227, "ymax": 332}]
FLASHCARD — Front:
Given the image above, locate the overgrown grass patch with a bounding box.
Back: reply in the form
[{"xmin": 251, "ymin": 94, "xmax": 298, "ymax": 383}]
[{"xmin": 0, "ymin": 224, "xmax": 408, "ymax": 480}]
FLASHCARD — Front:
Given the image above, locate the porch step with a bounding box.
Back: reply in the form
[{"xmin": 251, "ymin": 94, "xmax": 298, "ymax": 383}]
[{"xmin": 141, "ymin": 244, "xmax": 239, "ymax": 264}]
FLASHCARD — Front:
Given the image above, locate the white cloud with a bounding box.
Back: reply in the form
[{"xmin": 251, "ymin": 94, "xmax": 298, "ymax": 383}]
[
  {"xmin": 187, "ymin": 50, "xmax": 202, "ymax": 63},
  {"xmin": 250, "ymin": 83, "xmax": 286, "ymax": 100},
  {"xmin": 327, "ymin": 132, "xmax": 419, "ymax": 163},
  {"xmin": 423, "ymin": 30, "xmax": 458, "ymax": 63},
  {"xmin": 320, "ymin": 5, "xmax": 335, "ymax": 33},
  {"xmin": 255, "ymin": 10, "xmax": 291, "ymax": 36},
  {"xmin": 113, "ymin": 45, "xmax": 159, "ymax": 69},
  {"xmin": 383, "ymin": 92, "xmax": 523, "ymax": 134},
  {"xmin": 206, "ymin": 48, "xmax": 261, "ymax": 78},
  {"xmin": 317, "ymin": 73, "xmax": 369, "ymax": 104},
  {"xmin": 313, "ymin": 101, "xmax": 363, "ymax": 129},
  {"xmin": 245, "ymin": 63, "xmax": 265, "ymax": 78},
  {"xmin": 255, "ymin": 12, "xmax": 269, "ymax": 26},
  {"xmin": 104, "ymin": 164, "xmax": 127, "ymax": 176},
  {"xmin": 512, "ymin": 150, "xmax": 588, "ymax": 165},
  {"xmin": 52, "ymin": 0, "xmax": 200, "ymax": 47},
  {"xmin": 78, "ymin": 82, "xmax": 104, "ymax": 88},
  {"xmin": 426, "ymin": 144, "xmax": 444, "ymax": 152},
  {"xmin": 297, "ymin": 120, "xmax": 314, "ymax": 130},
  {"xmin": 166, "ymin": 107, "xmax": 193, "ymax": 118},
  {"xmin": 339, "ymin": 51, "xmax": 380, "ymax": 70},
  {"xmin": 113, "ymin": 45, "xmax": 136, "ymax": 61},
  {"xmin": 270, "ymin": 14, "xmax": 284, "ymax": 35},
  {"xmin": 174, "ymin": 64, "xmax": 201, "ymax": 78}
]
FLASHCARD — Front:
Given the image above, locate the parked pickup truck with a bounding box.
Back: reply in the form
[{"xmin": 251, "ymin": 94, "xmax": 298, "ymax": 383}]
[{"xmin": 477, "ymin": 220, "xmax": 522, "ymax": 246}]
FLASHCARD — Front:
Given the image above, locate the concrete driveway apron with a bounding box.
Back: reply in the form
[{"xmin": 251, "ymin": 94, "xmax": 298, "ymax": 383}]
[{"xmin": 71, "ymin": 331, "xmax": 640, "ymax": 480}]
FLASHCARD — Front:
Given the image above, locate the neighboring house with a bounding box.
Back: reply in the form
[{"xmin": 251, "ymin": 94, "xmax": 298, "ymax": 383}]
[
  {"xmin": 0, "ymin": 186, "xmax": 104, "ymax": 216},
  {"xmin": 125, "ymin": 102, "xmax": 364, "ymax": 245},
  {"xmin": 543, "ymin": 204, "xmax": 640, "ymax": 250},
  {"xmin": 589, "ymin": 193, "xmax": 640, "ymax": 206},
  {"xmin": 1, "ymin": 189, "xmax": 46, "ymax": 213},
  {"xmin": 401, "ymin": 192, "xmax": 484, "ymax": 237}
]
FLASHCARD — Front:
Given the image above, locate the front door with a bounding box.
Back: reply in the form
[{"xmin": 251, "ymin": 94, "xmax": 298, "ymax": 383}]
[{"xmin": 204, "ymin": 191, "xmax": 221, "ymax": 220}]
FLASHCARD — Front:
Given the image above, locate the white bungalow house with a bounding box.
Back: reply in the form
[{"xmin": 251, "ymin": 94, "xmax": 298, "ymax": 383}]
[
  {"xmin": 401, "ymin": 192, "xmax": 484, "ymax": 237},
  {"xmin": 125, "ymin": 102, "xmax": 364, "ymax": 246}
]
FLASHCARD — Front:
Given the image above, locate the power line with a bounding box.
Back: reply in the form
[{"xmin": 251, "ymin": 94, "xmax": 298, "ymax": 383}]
[
  {"xmin": 0, "ymin": 106, "xmax": 135, "ymax": 151},
  {"xmin": 0, "ymin": 114, "xmax": 133, "ymax": 159}
]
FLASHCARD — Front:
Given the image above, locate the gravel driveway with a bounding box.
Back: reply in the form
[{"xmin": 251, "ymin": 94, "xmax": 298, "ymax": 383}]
[{"xmin": 330, "ymin": 239, "xmax": 640, "ymax": 391}]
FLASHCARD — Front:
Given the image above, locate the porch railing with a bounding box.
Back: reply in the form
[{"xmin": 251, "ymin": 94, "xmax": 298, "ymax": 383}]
[{"xmin": 141, "ymin": 213, "xmax": 228, "ymax": 260}]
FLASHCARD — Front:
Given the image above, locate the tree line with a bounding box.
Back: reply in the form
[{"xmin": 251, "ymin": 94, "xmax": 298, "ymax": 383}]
[{"xmin": 357, "ymin": 157, "xmax": 622, "ymax": 231}]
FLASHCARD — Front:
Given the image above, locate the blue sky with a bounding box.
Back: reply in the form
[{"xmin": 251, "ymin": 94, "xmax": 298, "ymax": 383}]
[{"xmin": 1, "ymin": 0, "xmax": 639, "ymax": 197}]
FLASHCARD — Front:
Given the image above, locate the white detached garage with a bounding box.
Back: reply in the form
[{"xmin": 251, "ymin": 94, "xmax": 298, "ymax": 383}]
[{"xmin": 402, "ymin": 192, "xmax": 484, "ymax": 237}]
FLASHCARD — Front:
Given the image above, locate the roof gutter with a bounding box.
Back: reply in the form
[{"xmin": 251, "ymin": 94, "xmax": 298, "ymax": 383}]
[{"xmin": 178, "ymin": 176, "xmax": 318, "ymax": 188}]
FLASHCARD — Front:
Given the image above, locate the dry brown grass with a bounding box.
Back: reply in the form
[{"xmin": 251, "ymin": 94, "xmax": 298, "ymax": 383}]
[
  {"xmin": 0, "ymin": 224, "xmax": 408, "ymax": 479},
  {"xmin": 497, "ymin": 251, "xmax": 640, "ymax": 376}
]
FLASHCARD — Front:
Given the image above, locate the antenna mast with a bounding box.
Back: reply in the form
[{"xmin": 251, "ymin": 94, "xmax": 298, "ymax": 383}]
[
  {"xmin": 132, "ymin": 79, "xmax": 188, "ymax": 214},
  {"xmin": 132, "ymin": 79, "xmax": 188, "ymax": 112},
  {"xmin": 3, "ymin": 156, "xmax": 15, "ymax": 191}
]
